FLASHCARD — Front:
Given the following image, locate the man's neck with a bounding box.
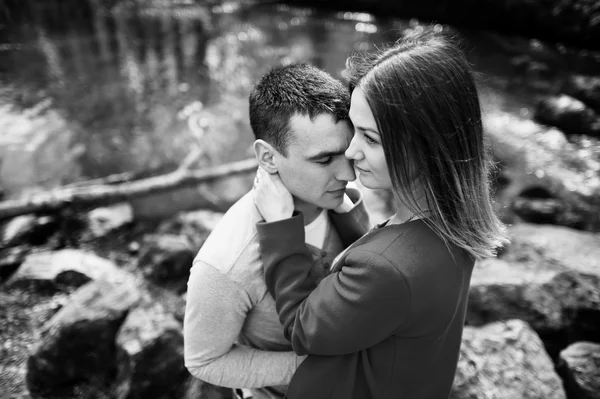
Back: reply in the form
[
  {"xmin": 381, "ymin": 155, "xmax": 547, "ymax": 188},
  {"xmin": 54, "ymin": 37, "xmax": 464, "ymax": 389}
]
[{"xmin": 294, "ymin": 198, "xmax": 322, "ymax": 226}]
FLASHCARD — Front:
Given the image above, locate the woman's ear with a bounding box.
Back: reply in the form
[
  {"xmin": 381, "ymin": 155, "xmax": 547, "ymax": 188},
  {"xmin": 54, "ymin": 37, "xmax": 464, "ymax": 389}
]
[{"xmin": 253, "ymin": 139, "xmax": 279, "ymax": 174}]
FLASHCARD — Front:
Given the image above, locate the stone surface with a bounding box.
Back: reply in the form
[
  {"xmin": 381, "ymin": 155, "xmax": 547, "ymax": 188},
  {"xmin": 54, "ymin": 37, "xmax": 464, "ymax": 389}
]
[
  {"xmin": 114, "ymin": 304, "xmax": 188, "ymax": 399},
  {"xmin": 511, "ymin": 195, "xmax": 586, "ymax": 229},
  {"xmin": 139, "ymin": 282, "xmax": 187, "ymax": 323},
  {"xmin": 0, "ymin": 246, "xmax": 28, "ymax": 282},
  {"xmin": 157, "ymin": 209, "xmax": 223, "ymax": 249},
  {"xmin": 26, "ymin": 279, "xmax": 141, "ymax": 395},
  {"xmin": 5, "ymin": 249, "xmax": 132, "ymax": 291},
  {"xmin": 87, "ymin": 202, "xmax": 134, "ymax": 238},
  {"xmin": 535, "ymin": 95, "xmax": 600, "ymax": 138},
  {"xmin": 486, "ymin": 113, "xmax": 600, "ymax": 231},
  {"xmin": 467, "ymin": 223, "xmax": 600, "ymax": 358},
  {"xmin": 138, "ymin": 234, "xmax": 195, "ymax": 292},
  {"xmin": 501, "ymin": 223, "xmax": 600, "ymax": 277},
  {"xmin": 558, "ymin": 341, "xmax": 600, "ymax": 399},
  {"xmin": 1, "ymin": 214, "xmax": 59, "ymax": 247},
  {"xmin": 451, "ymin": 319, "xmax": 566, "ymax": 399},
  {"xmin": 563, "ymin": 75, "xmax": 600, "ymax": 112}
]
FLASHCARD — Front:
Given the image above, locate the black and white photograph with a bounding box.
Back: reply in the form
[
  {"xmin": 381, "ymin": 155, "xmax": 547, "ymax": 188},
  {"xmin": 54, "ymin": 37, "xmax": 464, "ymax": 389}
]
[{"xmin": 1, "ymin": 0, "xmax": 599, "ymax": 398}]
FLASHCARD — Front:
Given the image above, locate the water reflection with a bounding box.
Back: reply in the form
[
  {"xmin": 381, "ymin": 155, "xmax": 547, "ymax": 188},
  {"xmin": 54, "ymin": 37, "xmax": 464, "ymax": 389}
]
[{"xmin": 0, "ymin": 1, "xmax": 598, "ymax": 199}]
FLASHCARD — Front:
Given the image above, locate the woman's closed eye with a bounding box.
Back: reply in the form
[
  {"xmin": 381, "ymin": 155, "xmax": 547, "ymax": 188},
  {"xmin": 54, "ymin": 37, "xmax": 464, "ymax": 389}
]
[
  {"xmin": 354, "ymin": 128, "xmax": 379, "ymax": 145},
  {"xmin": 360, "ymin": 131, "xmax": 379, "ymax": 145},
  {"xmin": 364, "ymin": 134, "xmax": 377, "ymax": 145},
  {"xmin": 316, "ymin": 157, "xmax": 333, "ymax": 165}
]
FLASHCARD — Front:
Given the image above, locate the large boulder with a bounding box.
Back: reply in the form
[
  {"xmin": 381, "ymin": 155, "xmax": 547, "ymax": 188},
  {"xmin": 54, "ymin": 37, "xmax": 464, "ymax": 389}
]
[
  {"xmin": 557, "ymin": 341, "xmax": 600, "ymax": 399},
  {"xmin": 486, "ymin": 113, "xmax": 600, "ymax": 231},
  {"xmin": 137, "ymin": 234, "xmax": 195, "ymax": 293},
  {"xmin": 451, "ymin": 319, "xmax": 566, "ymax": 399},
  {"xmin": 467, "ymin": 223, "xmax": 600, "ymax": 358},
  {"xmin": 5, "ymin": 249, "xmax": 133, "ymax": 291},
  {"xmin": 26, "ymin": 279, "xmax": 141, "ymax": 396},
  {"xmin": 114, "ymin": 304, "xmax": 188, "ymax": 399}
]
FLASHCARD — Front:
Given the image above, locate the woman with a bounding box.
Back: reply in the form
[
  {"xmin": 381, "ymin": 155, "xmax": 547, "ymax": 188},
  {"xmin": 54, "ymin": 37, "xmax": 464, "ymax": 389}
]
[{"xmin": 253, "ymin": 28, "xmax": 509, "ymax": 399}]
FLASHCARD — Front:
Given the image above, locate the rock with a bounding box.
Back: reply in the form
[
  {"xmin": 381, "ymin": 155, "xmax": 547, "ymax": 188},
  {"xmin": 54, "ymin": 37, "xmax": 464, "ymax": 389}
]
[
  {"xmin": 157, "ymin": 209, "xmax": 223, "ymax": 249},
  {"xmin": 451, "ymin": 319, "xmax": 566, "ymax": 399},
  {"xmin": 5, "ymin": 249, "xmax": 132, "ymax": 291},
  {"xmin": 26, "ymin": 279, "xmax": 141, "ymax": 396},
  {"xmin": 511, "ymin": 187, "xmax": 586, "ymax": 229},
  {"xmin": 87, "ymin": 202, "xmax": 134, "ymax": 238},
  {"xmin": 467, "ymin": 223, "xmax": 600, "ymax": 358},
  {"xmin": 1, "ymin": 214, "xmax": 59, "ymax": 247},
  {"xmin": 0, "ymin": 246, "xmax": 28, "ymax": 282},
  {"xmin": 563, "ymin": 75, "xmax": 600, "ymax": 112},
  {"xmin": 501, "ymin": 223, "xmax": 600, "ymax": 280},
  {"xmin": 138, "ymin": 281, "xmax": 187, "ymax": 323},
  {"xmin": 114, "ymin": 304, "xmax": 188, "ymax": 399},
  {"xmin": 510, "ymin": 55, "xmax": 553, "ymax": 90},
  {"xmin": 535, "ymin": 95, "xmax": 600, "ymax": 138},
  {"xmin": 557, "ymin": 342, "xmax": 600, "ymax": 399},
  {"xmin": 486, "ymin": 113, "xmax": 600, "ymax": 231},
  {"xmin": 138, "ymin": 234, "xmax": 195, "ymax": 293}
]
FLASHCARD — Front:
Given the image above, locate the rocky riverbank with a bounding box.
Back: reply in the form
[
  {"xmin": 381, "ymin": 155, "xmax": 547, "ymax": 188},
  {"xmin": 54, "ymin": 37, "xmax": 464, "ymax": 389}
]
[
  {"xmin": 2, "ymin": 92, "xmax": 600, "ymax": 397},
  {"xmin": 1, "ymin": 202, "xmax": 600, "ymax": 398}
]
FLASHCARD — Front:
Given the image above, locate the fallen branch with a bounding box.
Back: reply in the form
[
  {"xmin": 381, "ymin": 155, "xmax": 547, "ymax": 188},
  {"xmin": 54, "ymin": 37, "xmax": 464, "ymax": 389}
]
[{"xmin": 0, "ymin": 158, "xmax": 258, "ymax": 221}]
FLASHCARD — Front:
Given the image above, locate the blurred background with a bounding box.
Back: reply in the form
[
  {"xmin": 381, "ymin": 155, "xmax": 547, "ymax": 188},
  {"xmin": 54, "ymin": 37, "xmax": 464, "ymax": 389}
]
[
  {"xmin": 1, "ymin": 0, "xmax": 598, "ymax": 204},
  {"xmin": 1, "ymin": 1, "xmax": 600, "ymax": 398}
]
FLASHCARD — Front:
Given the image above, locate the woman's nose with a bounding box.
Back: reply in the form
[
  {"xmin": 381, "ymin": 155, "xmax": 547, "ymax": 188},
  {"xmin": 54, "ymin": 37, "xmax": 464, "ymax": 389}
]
[{"xmin": 345, "ymin": 135, "xmax": 362, "ymax": 161}]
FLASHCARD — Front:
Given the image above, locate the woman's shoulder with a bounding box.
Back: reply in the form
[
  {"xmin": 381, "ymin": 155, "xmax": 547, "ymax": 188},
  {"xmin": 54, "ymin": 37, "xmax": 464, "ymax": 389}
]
[
  {"xmin": 351, "ymin": 219, "xmax": 472, "ymax": 272},
  {"xmin": 355, "ymin": 219, "xmax": 439, "ymax": 252}
]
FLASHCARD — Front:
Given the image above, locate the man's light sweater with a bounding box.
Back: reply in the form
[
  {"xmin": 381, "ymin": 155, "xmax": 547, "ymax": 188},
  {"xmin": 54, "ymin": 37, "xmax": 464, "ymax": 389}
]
[{"xmin": 184, "ymin": 189, "xmax": 367, "ymax": 399}]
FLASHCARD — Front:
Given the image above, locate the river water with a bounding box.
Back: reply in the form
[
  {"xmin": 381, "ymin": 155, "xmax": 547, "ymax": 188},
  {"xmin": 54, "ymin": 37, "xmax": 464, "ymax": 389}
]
[{"xmin": 1, "ymin": 0, "xmax": 599, "ymax": 199}]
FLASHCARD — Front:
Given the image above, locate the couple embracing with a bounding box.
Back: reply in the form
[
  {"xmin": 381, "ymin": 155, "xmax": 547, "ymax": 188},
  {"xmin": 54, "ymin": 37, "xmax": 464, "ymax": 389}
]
[{"xmin": 184, "ymin": 29, "xmax": 508, "ymax": 399}]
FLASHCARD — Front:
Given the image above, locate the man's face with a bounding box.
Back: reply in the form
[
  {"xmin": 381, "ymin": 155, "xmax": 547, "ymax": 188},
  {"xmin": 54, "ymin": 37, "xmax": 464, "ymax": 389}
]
[{"xmin": 276, "ymin": 113, "xmax": 356, "ymax": 211}]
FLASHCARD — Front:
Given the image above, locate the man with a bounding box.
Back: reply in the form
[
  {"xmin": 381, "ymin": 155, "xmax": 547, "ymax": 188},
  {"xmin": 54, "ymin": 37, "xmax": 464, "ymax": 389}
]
[{"xmin": 184, "ymin": 63, "xmax": 370, "ymax": 399}]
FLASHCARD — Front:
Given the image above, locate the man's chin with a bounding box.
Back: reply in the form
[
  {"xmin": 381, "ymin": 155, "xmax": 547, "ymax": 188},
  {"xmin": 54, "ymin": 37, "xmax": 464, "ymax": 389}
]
[{"xmin": 320, "ymin": 196, "xmax": 345, "ymax": 210}]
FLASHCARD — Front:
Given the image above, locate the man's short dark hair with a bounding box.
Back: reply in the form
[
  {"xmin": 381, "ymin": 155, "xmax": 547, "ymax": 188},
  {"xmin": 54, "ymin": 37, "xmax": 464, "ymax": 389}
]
[{"xmin": 249, "ymin": 63, "xmax": 350, "ymax": 156}]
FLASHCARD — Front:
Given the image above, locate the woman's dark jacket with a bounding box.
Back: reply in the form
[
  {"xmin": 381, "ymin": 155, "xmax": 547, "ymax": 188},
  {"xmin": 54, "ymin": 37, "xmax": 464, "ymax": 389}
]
[{"xmin": 257, "ymin": 213, "xmax": 475, "ymax": 399}]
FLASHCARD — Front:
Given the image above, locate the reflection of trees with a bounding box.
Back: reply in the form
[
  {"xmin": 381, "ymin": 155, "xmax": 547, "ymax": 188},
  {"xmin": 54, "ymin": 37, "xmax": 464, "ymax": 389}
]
[
  {"xmin": 9, "ymin": 1, "xmax": 213, "ymax": 180},
  {"xmin": 4, "ymin": 2, "xmax": 386, "ymax": 189},
  {"xmin": 89, "ymin": 0, "xmax": 114, "ymax": 65}
]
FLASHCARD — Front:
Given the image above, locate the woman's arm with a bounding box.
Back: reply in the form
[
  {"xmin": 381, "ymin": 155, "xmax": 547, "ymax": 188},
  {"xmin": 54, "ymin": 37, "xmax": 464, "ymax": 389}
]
[
  {"xmin": 329, "ymin": 187, "xmax": 372, "ymax": 247},
  {"xmin": 257, "ymin": 214, "xmax": 411, "ymax": 356}
]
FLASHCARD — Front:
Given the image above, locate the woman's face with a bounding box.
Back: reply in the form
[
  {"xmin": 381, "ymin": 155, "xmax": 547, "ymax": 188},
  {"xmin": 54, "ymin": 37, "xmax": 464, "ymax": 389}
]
[{"xmin": 345, "ymin": 87, "xmax": 393, "ymax": 190}]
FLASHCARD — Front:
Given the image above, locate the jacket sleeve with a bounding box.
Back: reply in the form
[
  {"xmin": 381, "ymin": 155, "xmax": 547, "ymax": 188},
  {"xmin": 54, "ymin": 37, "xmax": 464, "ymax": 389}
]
[
  {"xmin": 257, "ymin": 214, "xmax": 411, "ymax": 356},
  {"xmin": 329, "ymin": 187, "xmax": 371, "ymax": 247}
]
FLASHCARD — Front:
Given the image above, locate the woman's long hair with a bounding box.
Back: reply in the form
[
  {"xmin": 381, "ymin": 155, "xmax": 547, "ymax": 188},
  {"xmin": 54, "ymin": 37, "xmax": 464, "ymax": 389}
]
[{"xmin": 346, "ymin": 28, "xmax": 509, "ymax": 259}]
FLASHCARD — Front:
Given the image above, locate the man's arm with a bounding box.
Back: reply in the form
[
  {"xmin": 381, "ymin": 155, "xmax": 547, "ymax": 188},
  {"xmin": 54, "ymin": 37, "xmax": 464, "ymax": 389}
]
[{"xmin": 184, "ymin": 260, "xmax": 304, "ymax": 388}]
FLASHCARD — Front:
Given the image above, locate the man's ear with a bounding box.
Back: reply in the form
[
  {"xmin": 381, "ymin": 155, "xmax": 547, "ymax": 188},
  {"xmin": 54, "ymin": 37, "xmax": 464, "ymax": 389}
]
[{"xmin": 253, "ymin": 139, "xmax": 279, "ymax": 174}]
